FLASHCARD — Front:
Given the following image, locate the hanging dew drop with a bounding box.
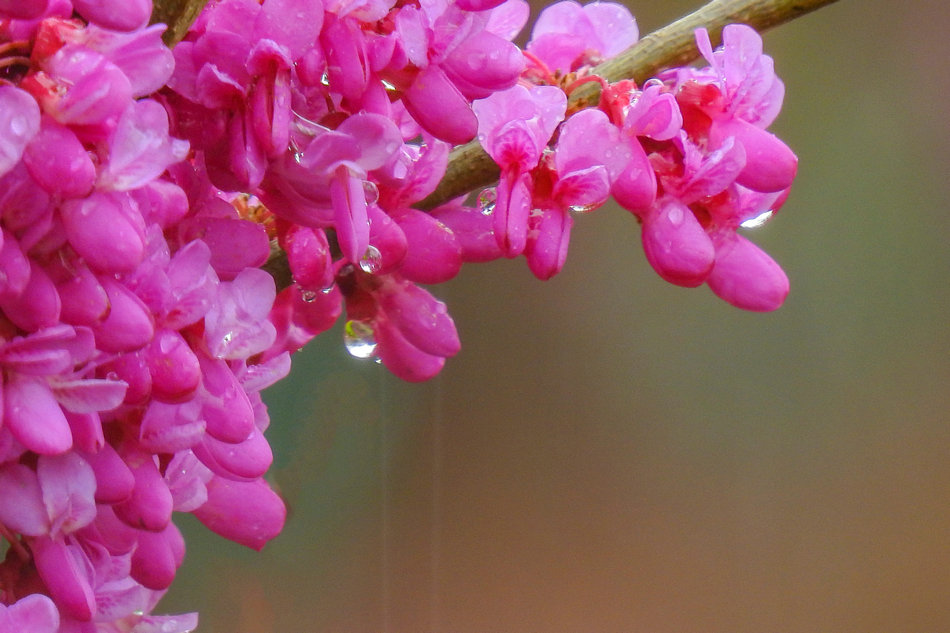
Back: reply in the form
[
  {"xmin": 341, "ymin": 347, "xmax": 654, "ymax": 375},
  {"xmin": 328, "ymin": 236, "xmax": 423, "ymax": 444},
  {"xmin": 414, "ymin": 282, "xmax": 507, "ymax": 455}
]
[
  {"xmin": 740, "ymin": 209, "xmax": 774, "ymax": 229},
  {"xmin": 343, "ymin": 320, "xmax": 377, "ymax": 359},
  {"xmin": 477, "ymin": 187, "xmax": 497, "ymax": 216},
  {"xmin": 359, "ymin": 245, "xmax": 382, "ymax": 274},
  {"xmin": 569, "ymin": 202, "xmax": 599, "ymax": 214}
]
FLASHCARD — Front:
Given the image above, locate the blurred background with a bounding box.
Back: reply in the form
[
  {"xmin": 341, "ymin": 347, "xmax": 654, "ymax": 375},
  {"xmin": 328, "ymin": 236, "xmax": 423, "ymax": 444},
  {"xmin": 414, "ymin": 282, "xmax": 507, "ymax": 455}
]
[{"xmin": 163, "ymin": 1, "xmax": 950, "ymax": 631}]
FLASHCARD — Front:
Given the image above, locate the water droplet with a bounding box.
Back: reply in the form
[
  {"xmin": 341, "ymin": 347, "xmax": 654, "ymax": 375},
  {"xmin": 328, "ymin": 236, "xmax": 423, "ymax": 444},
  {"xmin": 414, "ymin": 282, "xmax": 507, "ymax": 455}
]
[
  {"xmin": 569, "ymin": 202, "xmax": 599, "ymax": 214},
  {"xmin": 343, "ymin": 320, "xmax": 377, "ymax": 359},
  {"xmin": 221, "ymin": 331, "xmax": 234, "ymax": 345},
  {"xmin": 320, "ymin": 71, "xmax": 330, "ymax": 86},
  {"xmin": 362, "ymin": 180, "xmax": 379, "ymax": 205},
  {"xmin": 740, "ymin": 209, "xmax": 774, "ymax": 229},
  {"xmin": 359, "ymin": 245, "xmax": 382, "ymax": 274},
  {"xmin": 300, "ymin": 288, "xmax": 318, "ymax": 303},
  {"xmin": 477, "ymin": 187, "xmax": 497, "ymax": 216},
  {"xmin": 9, "ymin": 116, "xmax": 26, "ymax": 136}
]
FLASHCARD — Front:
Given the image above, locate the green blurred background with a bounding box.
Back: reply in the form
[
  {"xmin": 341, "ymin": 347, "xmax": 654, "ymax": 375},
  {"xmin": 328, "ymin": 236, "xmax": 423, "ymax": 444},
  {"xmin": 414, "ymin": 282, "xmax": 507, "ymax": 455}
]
[{"xmin": 163, "ymin": 1, "xmax": 950, "ymax": 631}]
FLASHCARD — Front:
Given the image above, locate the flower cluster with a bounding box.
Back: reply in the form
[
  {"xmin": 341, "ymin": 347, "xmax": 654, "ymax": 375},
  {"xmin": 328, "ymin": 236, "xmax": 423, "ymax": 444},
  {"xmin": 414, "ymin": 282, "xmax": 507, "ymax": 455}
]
[{"xmin": 0, "ymin": 0, "xmax": 800, "ymax": 629}]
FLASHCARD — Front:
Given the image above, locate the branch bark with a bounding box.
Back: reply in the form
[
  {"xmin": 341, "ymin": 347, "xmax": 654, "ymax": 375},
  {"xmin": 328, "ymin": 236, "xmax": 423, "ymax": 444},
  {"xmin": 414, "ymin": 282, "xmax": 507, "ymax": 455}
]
[
  {"xmin": 418, "ymin": 0, "xmax": 841, "ymax": 210},
  {"xmin": 151, "ymin": 0, "xmax": 210, "ymax": 46}
]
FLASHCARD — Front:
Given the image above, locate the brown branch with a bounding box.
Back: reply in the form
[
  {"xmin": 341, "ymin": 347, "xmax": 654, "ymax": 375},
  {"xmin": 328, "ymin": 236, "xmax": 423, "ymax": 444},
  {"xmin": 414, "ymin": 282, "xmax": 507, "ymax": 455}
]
[
  {"xmin": 151, "ymin": 0, "xmax": 210, "ymax": 46},
  {"xmin": 418, "ymin": 0, "xmax": 841, "ymax": 210}
]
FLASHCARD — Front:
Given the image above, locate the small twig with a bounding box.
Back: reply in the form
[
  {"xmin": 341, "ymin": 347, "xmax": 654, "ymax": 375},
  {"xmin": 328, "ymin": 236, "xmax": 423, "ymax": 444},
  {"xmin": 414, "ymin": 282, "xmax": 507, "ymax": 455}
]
[
  {"xmin": 418, "ymin": 0, "xmax": 841, "ymax": 210},
  {"xmin": 150, "ymin": 0, "xmax": 210, "ymax": 46}
]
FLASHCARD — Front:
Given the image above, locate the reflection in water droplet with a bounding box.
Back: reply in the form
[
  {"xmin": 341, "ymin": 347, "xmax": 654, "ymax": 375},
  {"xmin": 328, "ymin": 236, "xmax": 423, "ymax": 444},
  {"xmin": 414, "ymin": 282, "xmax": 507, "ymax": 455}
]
[
  {"xmin": 569, "ymin": 202, "xmax": 599, "ymax": 214},
  {"xmin": 300, "ymin": 288, "xmax": 318, "ymax": 303},
  {"xmin": 344, "ymin": 320, "xmax": 377, "ymax": 359},
  {"xmin": 221, "ymin": 331, "xmax": 234, "ymax": 344},
  {"xmin": 740, "ymin": 209, "xmax": 774, "ymax": 229},
  {"xmin": 359, "ymin": 245, "xmax": 382, "ymax": 274},
  {"xmin": 477, "ymin": 187, "xmax": 497, "ymax": 216},
  {"xmin": 362, "ymin": 180, "xmax": 379, "ymax": 205}
]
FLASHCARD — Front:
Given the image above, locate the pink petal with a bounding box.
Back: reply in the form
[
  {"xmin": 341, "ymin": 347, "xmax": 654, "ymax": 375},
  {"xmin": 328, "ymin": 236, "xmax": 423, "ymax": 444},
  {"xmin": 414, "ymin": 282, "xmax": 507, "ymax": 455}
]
[
  {"xmin": 525, "ymin": 207, "xmax": 573, "ymax": 281},
  {"xmin": 192, "ymin": 428, "xmax": 273, "ymax": 481},
  {"xmin": 709, "ymin": 117, "xmax": 797, "ymax": 193},
  {"xmin": 707, "ymin": 232, "xmax": 789, "ymax": 311},
  {"xmin": 113, "ymin": 452, "xmax": 173, "ymax": 532},
  {"xmin": 60, "ymin": 191, "xmax": 146, "ymax": 274},
  {"xmin": 23, "ymin": 116, "xmax": 95, "ymax": 198},
  {"xmin": 92, "ymin": 278, "xmax": 155, "ymax": 353},
  {"xmin": 3, "ymin": 594, "xmax": 60, "ymax": 633},
  {"xmin": 402, "ymin": 65, "xmax": 477, "ymax": 145},
  {"xmin": 4, "ymin": 374, "xmax": 72, "ymax": 455},
  {"xmin": 84, "ymin": 442, "xmax": 135, "ymax": 504},
  {"xmin": 641, "ymin": 198, "xmax": 715, "ymax": 287},
  {"xmin": 0, "ymin": 260, "xmax": 61, "ymax": 332},
  {"xmin": 30, "ymin": 536, "xmax": 95, "ymax": 622},
  {"xmin": 375, "ymin": 316, "xmax": 445, "ymax": 382},
  {"xmin": 130, "ymin": 524, "xmax": 182, "ymax": 590},
  {"xmin": 71, "ymin": 0, "xmax": 151, "ymax": 31},
  {"xmin": 48, "ymin": 377, "xmax": 128, "ymax": 414},
  {"xmin": 377, "ymin": 280, "xmax": 460, "ymax": 358},
  {"xmin": 0, "ymin": 463, "xmax": 50, "ymax": 536},
  {"xmin": 0, "ymin": 85, "xmax": 41, "ymax": 178},
  {"xmin": 193, "ymin": 476, "xmax": 286, "ymax": 551},
  {"xmin": 147, "ymin": 329, "xmax": 201, "ymax": 402},
  {"xmin": 37, "ymin": 452, "xmax": 97, "ymax": 537},
  {"xmin": 394, "ymin": 209, "xmax": 462, "ymax": 284}
]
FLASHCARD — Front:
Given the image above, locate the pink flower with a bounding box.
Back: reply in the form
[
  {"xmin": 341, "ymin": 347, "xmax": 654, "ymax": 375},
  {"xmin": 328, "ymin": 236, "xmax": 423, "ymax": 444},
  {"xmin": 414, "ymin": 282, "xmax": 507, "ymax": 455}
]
[
  {"xmin": 527, "ymin": 0, "xmax": 638, "ymax": 72},
  {"xmin": 473, "ymin": 84, "xmax": 566, "ymax": 256}
]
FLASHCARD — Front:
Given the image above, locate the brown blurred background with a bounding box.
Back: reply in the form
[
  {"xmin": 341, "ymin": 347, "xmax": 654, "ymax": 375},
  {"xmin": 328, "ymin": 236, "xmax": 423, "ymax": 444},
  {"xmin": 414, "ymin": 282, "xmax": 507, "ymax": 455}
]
[{"xmin": 163, "ymin": 1, "xmax": 950, "ymax": 631}]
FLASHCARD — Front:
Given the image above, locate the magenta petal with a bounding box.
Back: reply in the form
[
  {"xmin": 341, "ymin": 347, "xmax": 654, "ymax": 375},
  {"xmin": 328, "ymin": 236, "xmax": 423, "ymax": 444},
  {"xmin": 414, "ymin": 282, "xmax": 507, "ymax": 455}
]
[
  {"xmin": 0, "ymin": 0, "xmax": 49, "ymax": 19},
  {"xmin": 48, "ymin": 377, "xmax": 127, "ymax": 414},
  {"xmin": 113, "ymin": 452, "xmax": 173, "ymax": 532},
  {"xmin": 0, "ymin": 463, "xmax": 49, "ymax": 536},
  {"xmin": 402, "ymin": 65, "xmax": 478, "ymax": 145},
  {"xmin": 147, "ymin": 329, "xmax": 201, "ymax": 401},
  {"xmin": 443, "ymin": 32, "xmax": 523, "ymax": 100},
  {"xmin": 366, "ymin": 205, "xmax": 408, "ymax": 275},
  {"xmin": 30, "ymin": 536, "xmax": 95, "ymax": 621},
  {"xmin": 611, "ymin": 138, "xmax": 657, "ymax": 212},
  {"xmin": 194, "ymin": 476, "xmax": 286, "ymax": 551},
  {"xmin": 641, "ymin": 199, "xmax": 715, "ymax": 287},
  {"xmin": 430, "ymin": 203, "xmax": 503, "ymax": 263},
  {"xmin": 139, "ymin": 399, "xmax": 206, "ymax": 453},
  {"xmin": 493, "ymin": 172, "xmax": 532, "ymax": 257},
  {"xmin": 377, "ymin": 280, "xmax": 460, "ymax": 358},
  {"xmin": 64, "ymin": 410, "xmax": 104, "ymax": 453},
  {"xmin": 130, "ymin": 525, "xmax": 181, "ymax": 590},
  {"xmin": 56, "ymin": 264, "xmax": 109, "ymax": 326},
  {"xmin": 283, "ymin": 225, "xmax": 334, "ymax": 289},
  {"xmin": 60, "ymin": 191, "xmax": 146, "ymax": 274},
  {"xmin": 92, "ymin": 278, "xmax": 155, "ymax": 353},
  {"xmin": 183, "ymin": 217, "xmax": 270, "ymax": 280},
  {"xmin": 394, "ymin": 209, "xmax": 462, "ymax": 284},
  {"xmin": 331, "ymin": 167, "xmax": 370, "ymax": 263},
  {"xmin": 71, "ymin": 0, "xmax": 151, "ymax": 31},
  {"xmin": 37, "ymin": 452, "xmax": 97, "ymax": 537},
  {"xmin": 525, "ymin": 208, "xmax": 573, "ymax": 281},
  {"xmin": 375, "ymin": 316, "xmax": 445, "ymax": 382},
  {"xmin": 0, "ymin": 260, "xmax": 61, "ymax": 332},
  {"xmin": 84, "ymin": 443, "xmax": 135, "ymax": 504},
  {"xmin": 0, "ymin": 228, "xmax": 31, "ymax": 302},
  {"xmin": 710, "ymin": 117, "xmax": 797, "ymax": 193},
  {"xmin": 0, "ymin": 85, "xmax": 41, "ymax": 178},
  {"xmin": 193, "ymin": 428, "xmax": 273, "ymax": 481},
  {"xmin": 23, "ymin": 117, "xmax": 95, "ymax": 199},
  {"xmin": 707, "ymin": 232, "xmax": 789, "ymax": 311},
  {"xmin": 198, "ymin": 355, "xmax": 255, "ymax": 444},
  {"xmin": 3, "ymin": 594, "xmax": 60, "ymax": 633},
  {"xmin": 98, "ymin": 100, "xmax": 189, "ymax": 192},
  {"xmin": 4, "ymin": 374, "xmax": 72, "ymax": 455}
]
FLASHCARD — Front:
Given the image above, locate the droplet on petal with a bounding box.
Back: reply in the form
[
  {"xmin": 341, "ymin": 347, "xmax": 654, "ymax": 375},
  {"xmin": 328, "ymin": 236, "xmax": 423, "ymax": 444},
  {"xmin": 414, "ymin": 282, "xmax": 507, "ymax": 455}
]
[{"xmin": 359, "ymin": 245, "xmax": 382, "ymax": 274}]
